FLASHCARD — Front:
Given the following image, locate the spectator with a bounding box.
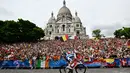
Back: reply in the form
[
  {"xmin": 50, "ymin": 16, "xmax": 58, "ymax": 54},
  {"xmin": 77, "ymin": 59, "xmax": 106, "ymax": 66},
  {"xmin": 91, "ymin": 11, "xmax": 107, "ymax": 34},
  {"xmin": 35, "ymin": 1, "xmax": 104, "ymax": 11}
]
[{"xmin": 0, "ymin": 38, "xmax": 129, "ymax": 61}]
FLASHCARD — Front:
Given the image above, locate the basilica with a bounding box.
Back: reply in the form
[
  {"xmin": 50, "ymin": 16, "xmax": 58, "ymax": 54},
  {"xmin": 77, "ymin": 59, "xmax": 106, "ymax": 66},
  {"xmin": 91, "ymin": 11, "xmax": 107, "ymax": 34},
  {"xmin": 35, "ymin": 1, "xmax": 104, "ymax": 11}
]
[{"xmin": 44, "ymin": 0, "xmax": 88, "ymax": 40}]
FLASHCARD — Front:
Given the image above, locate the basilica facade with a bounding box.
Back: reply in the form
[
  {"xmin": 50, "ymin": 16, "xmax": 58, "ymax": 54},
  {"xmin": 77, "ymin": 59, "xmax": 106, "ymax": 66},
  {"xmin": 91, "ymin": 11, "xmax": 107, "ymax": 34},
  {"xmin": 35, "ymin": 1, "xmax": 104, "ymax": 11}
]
[{"xmin": 44, "ymin": 0, "xmax": 88, "ymax": 40}]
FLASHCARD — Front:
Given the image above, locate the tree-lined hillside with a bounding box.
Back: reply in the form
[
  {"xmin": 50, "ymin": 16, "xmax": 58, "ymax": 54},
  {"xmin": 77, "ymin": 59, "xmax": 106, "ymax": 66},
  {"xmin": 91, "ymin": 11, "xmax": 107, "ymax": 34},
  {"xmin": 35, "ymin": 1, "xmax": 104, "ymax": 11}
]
[{"xmin": 0, "ymin": 19, "xmax": 45, "ymax": 43}]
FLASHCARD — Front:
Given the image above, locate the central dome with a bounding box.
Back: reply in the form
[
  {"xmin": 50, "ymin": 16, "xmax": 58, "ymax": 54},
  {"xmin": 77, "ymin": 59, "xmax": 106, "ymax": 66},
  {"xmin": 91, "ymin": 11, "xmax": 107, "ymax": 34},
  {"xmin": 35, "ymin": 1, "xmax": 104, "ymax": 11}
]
[
  {"xmin": 57, "ymin": 0, "xmax": 72, "ymax": 21},
  {"xmin": 58, "ymin": 6, "xmax": 71, "ymax": 15}
]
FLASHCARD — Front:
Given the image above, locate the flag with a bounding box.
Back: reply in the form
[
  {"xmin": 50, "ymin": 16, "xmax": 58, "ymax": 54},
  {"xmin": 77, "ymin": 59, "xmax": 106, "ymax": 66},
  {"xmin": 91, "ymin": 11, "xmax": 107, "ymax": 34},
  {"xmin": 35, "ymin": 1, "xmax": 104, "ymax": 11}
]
[
  {"xmin": 36, "ymin": 59, "xmax": 41, "ymax": 69},
  {"xmin": 45, "ymin": 56, "xmax": 50, "ymax": 69},
  {"xmin": 121, "ymin": 58, "xmax": 127, "ymax": 66},
  {"xmin": 104, "ymin": 58, "xmax": 116, "ymax": 67},
  {"xmin": 114, "ymin": 59, "xmax": 120, "ymax": 67},
  {"xmin": 62, "ymin": 34, "xmax": 68, "ymax": 41},
  {"xmin": 29, "ymin": 59, "xmax": 33, "ymax": 68},
  {"xmin": 40, "ymin": 60, "xmax": 45, "ymax": 68},
  {"xmin": 104, "ymin": 59, "xmax": 114, "ymax": 63},
  {"xmin": 74, "ymin": 36, "xmax": 78, "ymax": 40},
  {"xmin": 36, "ymin": 59, "xmax": 46, "ymax": 69},
  {"xmin": 84, "ymin": 60, "xmax": 102, "ymax": 67},
  {"xmin": 49, "ymin": 58, "xmax": 67, "ymax": 68},
  {"xmin": 127, "ymin": 58, "xmax": 130, "ymax": 66},
  {"xmin": 69, "ymin": 36, "xmax": 75, "ymax": 39},
  {"xmin": 53, "ymin": 56, "xmax": 60, "ymax": 61},
  {"xmin": 69, "ymin": 36, "xmax": 78, "ymax": 40}
]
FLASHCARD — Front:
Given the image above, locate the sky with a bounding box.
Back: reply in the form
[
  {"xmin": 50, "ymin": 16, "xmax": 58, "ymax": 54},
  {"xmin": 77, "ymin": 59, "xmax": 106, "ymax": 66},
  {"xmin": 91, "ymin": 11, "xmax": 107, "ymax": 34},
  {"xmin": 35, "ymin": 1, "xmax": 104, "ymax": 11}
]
[{"xmin": 0, "ymin": 0, "xmax": 130, "ymax": 38}]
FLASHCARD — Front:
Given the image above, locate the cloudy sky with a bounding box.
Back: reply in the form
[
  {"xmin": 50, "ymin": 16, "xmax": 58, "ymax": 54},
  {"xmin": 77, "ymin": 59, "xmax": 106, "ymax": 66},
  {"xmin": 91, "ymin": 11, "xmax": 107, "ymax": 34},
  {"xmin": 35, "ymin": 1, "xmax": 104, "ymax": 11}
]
[{"xmin": 0, "ymin": 0, "xmax": 130, "ymax": 37}]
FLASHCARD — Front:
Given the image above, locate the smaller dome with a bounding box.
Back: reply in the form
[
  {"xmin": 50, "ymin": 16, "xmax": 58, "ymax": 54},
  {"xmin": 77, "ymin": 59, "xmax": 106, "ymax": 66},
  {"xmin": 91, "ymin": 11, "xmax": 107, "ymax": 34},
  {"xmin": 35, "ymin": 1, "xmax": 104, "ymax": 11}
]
[
  {"xmin": 48, "ymin": 17, "xmax": 55, "ymax": 24},
  {"xmin": 75, "ymin": 16, "xmax": 81, "ymax": 23},
  {"xmin": 74, "ymin": 12, "xmax": 81, "ymax": 23},
  {"xmin": 48, "ymin": 12, "xmax": 56, "ymax": 24}
]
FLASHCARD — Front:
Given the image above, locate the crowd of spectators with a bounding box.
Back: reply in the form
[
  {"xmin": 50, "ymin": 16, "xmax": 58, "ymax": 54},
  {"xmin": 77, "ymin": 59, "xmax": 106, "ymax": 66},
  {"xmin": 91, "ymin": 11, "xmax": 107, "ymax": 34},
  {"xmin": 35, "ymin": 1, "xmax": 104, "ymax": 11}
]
[{"xmin": 0, "ymin": 38, "xmax": 130, "ymax": 61}]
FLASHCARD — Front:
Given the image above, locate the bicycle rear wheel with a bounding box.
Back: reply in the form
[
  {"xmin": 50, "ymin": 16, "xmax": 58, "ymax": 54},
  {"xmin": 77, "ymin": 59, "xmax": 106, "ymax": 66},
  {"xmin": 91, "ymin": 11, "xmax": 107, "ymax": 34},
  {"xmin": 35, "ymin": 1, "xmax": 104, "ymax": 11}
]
[
  {"xmin": 59, "ymin": 66, "xmax": 73, "ymax": 73},
  {"xmin": 59, "ymin": 65, "xmax": 66, "ymax": 73},
  {"xmin": 75, "ymin": 64, "xmax": 86, "ymax": 73}
]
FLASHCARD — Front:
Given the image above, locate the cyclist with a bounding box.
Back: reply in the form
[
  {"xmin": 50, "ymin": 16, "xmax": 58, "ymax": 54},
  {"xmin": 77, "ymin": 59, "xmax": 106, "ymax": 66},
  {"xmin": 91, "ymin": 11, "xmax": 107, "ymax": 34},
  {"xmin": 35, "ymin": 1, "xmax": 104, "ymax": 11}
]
[{"xmin": 65, "ymin": 49, "xmax": 83, "ymax": 69}]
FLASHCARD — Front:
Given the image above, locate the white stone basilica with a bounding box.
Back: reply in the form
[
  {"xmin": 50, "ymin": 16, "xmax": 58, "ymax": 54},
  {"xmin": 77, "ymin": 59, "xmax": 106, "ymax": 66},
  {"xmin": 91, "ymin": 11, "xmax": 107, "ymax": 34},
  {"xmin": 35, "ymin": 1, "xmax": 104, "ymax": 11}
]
[{"xmin": 44, "ymin": 0, "xmax": 88, "ymax": 40}]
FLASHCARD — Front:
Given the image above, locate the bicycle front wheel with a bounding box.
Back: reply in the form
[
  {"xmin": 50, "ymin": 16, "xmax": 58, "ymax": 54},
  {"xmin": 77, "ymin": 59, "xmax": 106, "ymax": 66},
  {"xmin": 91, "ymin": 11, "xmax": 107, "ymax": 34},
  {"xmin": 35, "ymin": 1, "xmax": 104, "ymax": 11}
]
[{"xmin": 75, "ymin": 64, "xmax": 86, "ymax": 73}]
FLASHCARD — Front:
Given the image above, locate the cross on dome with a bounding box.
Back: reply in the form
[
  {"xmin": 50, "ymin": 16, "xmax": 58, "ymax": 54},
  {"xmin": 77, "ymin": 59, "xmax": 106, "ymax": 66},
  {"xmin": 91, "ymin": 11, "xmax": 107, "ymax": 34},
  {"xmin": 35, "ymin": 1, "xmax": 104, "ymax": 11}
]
[
  {"xmin": 75, "ymin": 11, "xmax": 78, "ymax": 16},
  {"xmin": 63, "ymin": 0, "xmax": 66, "ymax": 6},
  {"xmin": 51, "ymin": 11, "xmax": 53, "ymax": 17}
]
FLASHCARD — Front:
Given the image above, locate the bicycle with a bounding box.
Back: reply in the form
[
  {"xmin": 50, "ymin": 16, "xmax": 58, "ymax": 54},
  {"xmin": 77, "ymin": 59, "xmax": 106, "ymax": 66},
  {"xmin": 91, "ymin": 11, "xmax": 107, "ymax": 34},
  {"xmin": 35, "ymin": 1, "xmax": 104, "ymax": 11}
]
[{"xmin": 59, "ymin": 60, "xmax": 87, "ymax": 73}]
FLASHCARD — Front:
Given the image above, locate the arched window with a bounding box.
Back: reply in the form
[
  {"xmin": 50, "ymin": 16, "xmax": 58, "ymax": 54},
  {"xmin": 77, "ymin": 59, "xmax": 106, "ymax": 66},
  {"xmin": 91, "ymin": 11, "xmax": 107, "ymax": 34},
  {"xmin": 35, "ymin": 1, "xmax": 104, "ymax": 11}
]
[
  {"xmin": 49, "ymin": 32, "xmax": 51, "ymax": 35},
  {"xmin": 80, "ymin": 24, "xmax": 82, "ymax": 27},
  {"xmin": 62, "ymin": 15, "xmax": 65, "ymax": 18},
  {"xmin": 50, "ymin": 25, "xmax": 52, "ymax": 28},
  {"xmin": 77, "ymin": 30, "xmax": 80, "ymax": 35},
  {"xmin": 62, "ymin": 25, "xmax": 65, "ymax": 31},
  {"xmin": 76, "ymin": 24, "xmax": 79, "ymax": 27}
]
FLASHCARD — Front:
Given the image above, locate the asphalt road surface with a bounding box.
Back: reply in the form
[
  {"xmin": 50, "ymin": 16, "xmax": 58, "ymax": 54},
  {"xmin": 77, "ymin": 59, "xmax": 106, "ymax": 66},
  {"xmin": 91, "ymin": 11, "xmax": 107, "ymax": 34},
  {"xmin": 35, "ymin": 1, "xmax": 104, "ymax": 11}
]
[{"xmin": 0, "ymin": 68, "xmax": 130, "ymax": 73}]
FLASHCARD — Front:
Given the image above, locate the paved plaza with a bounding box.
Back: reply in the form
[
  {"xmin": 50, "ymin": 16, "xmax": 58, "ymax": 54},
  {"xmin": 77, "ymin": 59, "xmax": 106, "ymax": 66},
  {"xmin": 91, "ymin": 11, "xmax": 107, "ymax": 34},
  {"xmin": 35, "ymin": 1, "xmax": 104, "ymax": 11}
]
[{"xmin": 0, "ymin": 68, "xmax": 130, "ymax": 73}]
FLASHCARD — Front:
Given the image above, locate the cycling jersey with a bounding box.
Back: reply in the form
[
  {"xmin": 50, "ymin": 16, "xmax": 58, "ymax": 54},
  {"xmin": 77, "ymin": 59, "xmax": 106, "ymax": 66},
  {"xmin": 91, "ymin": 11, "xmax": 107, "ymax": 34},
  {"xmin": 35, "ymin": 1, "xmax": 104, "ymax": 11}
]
[
  {"xmin": 66, "ymin": 53, "xmax": 74, "ymax": 62},
  {"xmin": 76, "ymin": 53, "xmax": 83, "ymax": 60}
]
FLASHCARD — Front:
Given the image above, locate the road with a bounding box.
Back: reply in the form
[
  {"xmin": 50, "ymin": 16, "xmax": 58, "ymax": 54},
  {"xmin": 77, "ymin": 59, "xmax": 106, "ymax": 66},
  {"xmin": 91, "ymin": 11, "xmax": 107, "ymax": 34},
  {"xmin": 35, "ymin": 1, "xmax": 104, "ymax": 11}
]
[{"xmin": 0, "ymin": 68, "xmax": 130, "ymax": 73}]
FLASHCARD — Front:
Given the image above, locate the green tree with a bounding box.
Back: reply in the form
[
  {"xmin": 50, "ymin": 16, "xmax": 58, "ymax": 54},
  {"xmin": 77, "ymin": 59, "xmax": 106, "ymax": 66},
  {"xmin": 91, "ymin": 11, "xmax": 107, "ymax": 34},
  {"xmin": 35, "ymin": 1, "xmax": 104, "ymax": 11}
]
[
  {"xmin": 0, "ymin": 20, "xmax": 18, "ymax": 42},
  {"xmin": 92, "ymin": 29, "xmax": 102, "ymax": 39},
  {"xmin": 0, "ymin": 20, "xmax": 4, "ymax": 27},
  {"xmin": 114, "ymin": 27, "xmax": 130, "ymax": 39},
  {"xmin": 122, "ymin": 27, "xmax": 130, "ymax": 38},
  {"xmin": 114, "ymin": 29, "xmax": 123, "ymax": 38},
  {"xmin": 0, "ymin": 19, "xmax": 45, "ymax": 43}
]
